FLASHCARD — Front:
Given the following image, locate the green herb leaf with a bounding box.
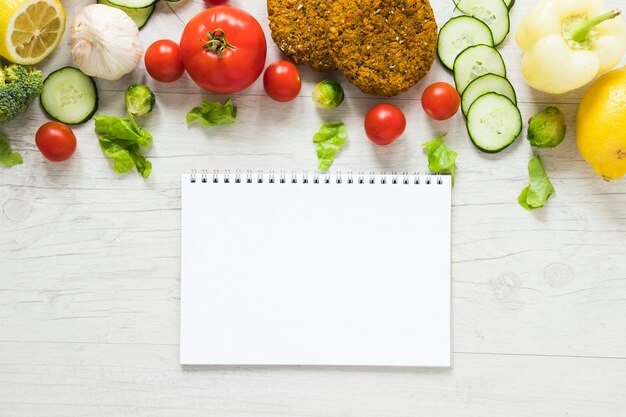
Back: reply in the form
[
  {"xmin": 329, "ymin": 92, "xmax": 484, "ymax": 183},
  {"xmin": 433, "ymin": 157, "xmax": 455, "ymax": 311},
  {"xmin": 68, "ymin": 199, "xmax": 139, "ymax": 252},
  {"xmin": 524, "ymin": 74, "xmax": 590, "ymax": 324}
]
[
  {"xmin": 0, "ymin": 132, "xmax": 23, "ymax": 167},
  {"xmin": 518, "ymin": 156, "xmax": 555, "ymax": 210},
  {"xmin": 94, "ymin": 116, "xmax": 152, "ymax": 148},
  {"xmin": 186, "ymin": 98, "xmax": 237, "ymax": 127},
  {"xmin": 312, "ymin": 122, "xmax": 348, "ymax": 172},
  {"xmin": 422, "ymin": 134, "xmax": 457, "ymax": 186}
]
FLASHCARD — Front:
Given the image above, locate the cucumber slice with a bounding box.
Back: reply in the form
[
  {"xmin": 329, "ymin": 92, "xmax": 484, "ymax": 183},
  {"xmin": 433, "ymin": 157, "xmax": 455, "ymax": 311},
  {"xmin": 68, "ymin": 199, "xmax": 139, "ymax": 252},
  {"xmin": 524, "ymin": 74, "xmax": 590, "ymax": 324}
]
[
  {"xmin": 40, "ymin": 67, "xmax": 98, "ymax": 125},
  {"xmin": 437, "ymin": 16, "xmax": 494, "ymax": 71},
  {"xmin": 454, "ymin": 0, "xmax": 510, "ymax": 46},
  {"xmin": 98, "ymin": 0, "xmax": 155, "ymax": 28},
  {"xmin": 466, "ymin": 92, "xmax": 522, "ymax": 153},
  {"xmin": 453, "ymin": 44, "xmax": 506, "ymax": 95},
  {"xmin": 106, "ymin": 0, "xmax": 157, "ymax": 9},
  {"xmin": 461, "ymin": 73, "xmax": 517, "ymax": 116}
]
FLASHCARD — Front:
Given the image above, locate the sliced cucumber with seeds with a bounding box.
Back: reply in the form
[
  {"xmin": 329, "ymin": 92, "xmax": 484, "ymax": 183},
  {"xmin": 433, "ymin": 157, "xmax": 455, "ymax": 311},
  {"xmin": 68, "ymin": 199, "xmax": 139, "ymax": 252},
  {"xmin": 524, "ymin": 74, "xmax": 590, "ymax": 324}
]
[
  {"xmin": 466, "ymin": 92, "xmax": 521, "ymax": 153},
  {"xmin": 106, "ymin": 0, "xmax": 157, "ymax": 9},
  {"xmin": 98, "ymin": 0, "xmax": 155, "ymax": 29},
  {"xmin": 453, "ymin": 44, "xmax": 506, "ymax": 95},
  {"xmin": 41, "ymin": 67, "xmax": 98, "ymax": 125},
  {"xmin": 461, "ymin": 73, "xmax": 517, "ymax": 116},
  {"xmin": 437, "ymin": 16, "xmax": 494, "ymax": 71},
  {"xmin": 454, "ymin": 0, "xmax": 510, "ymax": 46}
]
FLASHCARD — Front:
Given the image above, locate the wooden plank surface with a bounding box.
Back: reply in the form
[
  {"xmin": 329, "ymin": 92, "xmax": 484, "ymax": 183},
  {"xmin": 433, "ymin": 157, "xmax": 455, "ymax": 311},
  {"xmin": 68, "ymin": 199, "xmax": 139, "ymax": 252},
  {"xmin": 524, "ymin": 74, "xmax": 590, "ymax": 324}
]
[{"xmin": 1, "ymin": 0, "xmax": 626, "ymax": 415}]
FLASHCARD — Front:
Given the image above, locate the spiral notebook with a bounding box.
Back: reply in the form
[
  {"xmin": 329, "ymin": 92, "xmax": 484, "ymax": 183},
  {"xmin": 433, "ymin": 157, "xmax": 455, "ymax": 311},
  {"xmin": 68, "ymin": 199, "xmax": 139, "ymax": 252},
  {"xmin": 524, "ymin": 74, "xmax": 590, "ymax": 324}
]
[{"xmin": 181, "ymin": 171, "xmax": 452, "ymax": 367}]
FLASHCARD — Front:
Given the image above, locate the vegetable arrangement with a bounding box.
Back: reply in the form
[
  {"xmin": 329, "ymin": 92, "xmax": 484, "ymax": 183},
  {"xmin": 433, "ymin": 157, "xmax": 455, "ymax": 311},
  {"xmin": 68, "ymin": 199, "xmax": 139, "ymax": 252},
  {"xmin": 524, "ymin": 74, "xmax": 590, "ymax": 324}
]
[{"xmin": 0, "ymin": 0, "xmax": 625, "ymax": 214}]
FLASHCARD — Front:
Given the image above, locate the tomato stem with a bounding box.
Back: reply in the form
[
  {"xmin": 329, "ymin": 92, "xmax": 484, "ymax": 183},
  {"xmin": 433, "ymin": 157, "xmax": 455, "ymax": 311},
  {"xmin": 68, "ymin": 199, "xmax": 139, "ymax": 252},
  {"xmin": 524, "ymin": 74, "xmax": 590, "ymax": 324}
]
[{"xmin": 203, "ymin": 28, "xmax": 236, "ymax": 58}]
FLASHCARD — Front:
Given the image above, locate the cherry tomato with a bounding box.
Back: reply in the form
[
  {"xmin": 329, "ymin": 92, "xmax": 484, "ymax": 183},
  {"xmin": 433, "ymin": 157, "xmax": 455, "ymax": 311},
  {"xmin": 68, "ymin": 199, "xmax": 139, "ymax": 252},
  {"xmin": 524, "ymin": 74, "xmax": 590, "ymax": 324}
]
[
  {"xmin": 145, "ymin": 40, "xmax": 185, "ymax": 83},
  {"xmin": 180, "ymin": 6, "xmax": 267, "ymax": 94},
  {"xmin": 35, "ymin": 122, "xmax": 77, "ymax": 162},
  {"xmin": 421, "ymin": 82, "xmax": 460, "ymax": 121},
  {"xmin": 364, "ymin": 104, "xmax": 406, "ymax": 146},
  {"xmin": 263, "ymin": 60, "xmax": 301, "ymax": 102}
]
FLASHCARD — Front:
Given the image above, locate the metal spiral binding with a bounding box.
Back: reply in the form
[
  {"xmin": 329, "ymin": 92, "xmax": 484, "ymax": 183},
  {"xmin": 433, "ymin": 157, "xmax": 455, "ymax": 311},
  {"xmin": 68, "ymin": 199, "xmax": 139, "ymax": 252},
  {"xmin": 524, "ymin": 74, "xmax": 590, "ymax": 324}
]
[{"xmin": 190, "ymin": 171, "xmax": 447, "ymax": 185}]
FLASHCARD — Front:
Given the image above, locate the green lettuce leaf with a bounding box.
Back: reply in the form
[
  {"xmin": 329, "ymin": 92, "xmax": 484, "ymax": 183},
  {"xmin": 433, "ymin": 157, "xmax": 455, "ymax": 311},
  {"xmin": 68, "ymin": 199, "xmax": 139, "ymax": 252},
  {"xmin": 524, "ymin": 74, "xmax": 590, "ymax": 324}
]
[
  {"xmin": 128, "ymin": 145, "xmax": 152, "ymax": 179},
  {"xmin": 0, "ymin": 132, "xmax": 23, "ymax": 167},
  {"xmin": 94, "ymin": 116, "xmax": 152, "ymax": 148},
  {"xmin": 95, "ymin": 114, "xmax": 153, "ymax": 178},
  {"xmin": 312, "ymin": 122, "xmax": 347, "ymax": 172},
  {"xmin": 422, "ymin": 134, "xmax": 457, "ymax": 186},
  {"xmin": 99, "ymin": 138, "xmax": 135, "ymax": 174},
  {"xmin": 186, "ymin": 98, "xmax": 237, "ymax": 127},
  {"xmin": 518, "ymin": 156, "xmax": 555, "ymax": 210}
]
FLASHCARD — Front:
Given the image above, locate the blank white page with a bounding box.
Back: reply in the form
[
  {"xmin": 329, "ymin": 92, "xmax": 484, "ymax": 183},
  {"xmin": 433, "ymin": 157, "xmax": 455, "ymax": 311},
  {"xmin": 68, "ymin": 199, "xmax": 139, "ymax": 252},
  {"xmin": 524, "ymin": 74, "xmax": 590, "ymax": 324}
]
[{"xmin": 181, "ymin": 172, "xmax": 451, "ymax": 367}]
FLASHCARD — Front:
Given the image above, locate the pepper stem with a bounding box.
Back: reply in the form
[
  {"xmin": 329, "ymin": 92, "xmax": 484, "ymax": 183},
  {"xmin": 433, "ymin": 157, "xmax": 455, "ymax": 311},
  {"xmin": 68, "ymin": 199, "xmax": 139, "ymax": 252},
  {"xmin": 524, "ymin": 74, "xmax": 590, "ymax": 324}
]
[
  {"xmin": 570, "ymin": 9, "xmax": 621, "ymax": 43},
  {"xmin": 203, "ymin": 28, "xmax": 236, "ymax": 58}
]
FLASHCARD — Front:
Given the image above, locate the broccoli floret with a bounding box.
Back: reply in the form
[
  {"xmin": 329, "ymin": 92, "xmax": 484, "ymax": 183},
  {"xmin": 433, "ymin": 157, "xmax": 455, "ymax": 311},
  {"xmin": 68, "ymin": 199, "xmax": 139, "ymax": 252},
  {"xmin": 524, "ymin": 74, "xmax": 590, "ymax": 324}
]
[{"xmin": 0, "ymin": 64, "xmax": 43, "ymax": 125}]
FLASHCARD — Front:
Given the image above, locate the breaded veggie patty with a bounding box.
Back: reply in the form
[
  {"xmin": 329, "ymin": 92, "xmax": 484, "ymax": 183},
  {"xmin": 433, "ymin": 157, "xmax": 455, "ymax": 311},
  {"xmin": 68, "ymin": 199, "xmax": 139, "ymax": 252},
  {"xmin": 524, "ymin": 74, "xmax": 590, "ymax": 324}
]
[
  {"xmin": 327, "ymin": 0, "xmax": 438, "ymax": 96},
  {"xmin": 267, "ymin": 0, "xmax": 337, "ymax": 72}
]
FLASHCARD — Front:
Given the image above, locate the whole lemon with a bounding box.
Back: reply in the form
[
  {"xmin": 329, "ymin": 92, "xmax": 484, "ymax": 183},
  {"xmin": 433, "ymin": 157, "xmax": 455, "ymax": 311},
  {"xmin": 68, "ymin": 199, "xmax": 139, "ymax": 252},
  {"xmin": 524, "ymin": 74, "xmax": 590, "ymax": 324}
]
[{"xmin": 576, "ymin": 67, "xmax": 626, "ymax": 180}]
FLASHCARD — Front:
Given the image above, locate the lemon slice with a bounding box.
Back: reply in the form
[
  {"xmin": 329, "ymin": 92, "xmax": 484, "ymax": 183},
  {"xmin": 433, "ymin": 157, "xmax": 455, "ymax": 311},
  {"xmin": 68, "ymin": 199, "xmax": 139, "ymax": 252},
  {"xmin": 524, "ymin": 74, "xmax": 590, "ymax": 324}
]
[{"xmin": 0, "ymin": 0, "xmax": 66, "ymax": 65}]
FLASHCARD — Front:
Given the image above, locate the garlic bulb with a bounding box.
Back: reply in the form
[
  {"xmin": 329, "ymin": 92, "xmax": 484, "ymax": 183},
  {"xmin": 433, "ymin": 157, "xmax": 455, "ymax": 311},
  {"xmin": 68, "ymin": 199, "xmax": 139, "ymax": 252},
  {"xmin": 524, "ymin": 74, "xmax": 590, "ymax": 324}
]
[{"xmin": 70, "ymin": 4, "xmax": 142, "ymax": 80}]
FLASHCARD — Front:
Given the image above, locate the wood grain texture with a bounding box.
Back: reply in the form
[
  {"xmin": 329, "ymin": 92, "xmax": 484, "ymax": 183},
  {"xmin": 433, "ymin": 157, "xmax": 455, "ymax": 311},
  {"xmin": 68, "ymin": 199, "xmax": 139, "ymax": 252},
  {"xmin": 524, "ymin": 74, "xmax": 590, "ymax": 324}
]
[{"xmin": 1, "ymin": 0, "xmax": 626, "ymax": 415}]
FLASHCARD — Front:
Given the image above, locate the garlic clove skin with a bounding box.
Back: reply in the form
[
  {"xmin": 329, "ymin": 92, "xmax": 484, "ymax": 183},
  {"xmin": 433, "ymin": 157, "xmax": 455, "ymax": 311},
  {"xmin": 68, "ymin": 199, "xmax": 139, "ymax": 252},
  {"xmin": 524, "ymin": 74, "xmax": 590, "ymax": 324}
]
[{"xmin": 70, "ymin": 4, "xmax": 143, "ymax": 81}]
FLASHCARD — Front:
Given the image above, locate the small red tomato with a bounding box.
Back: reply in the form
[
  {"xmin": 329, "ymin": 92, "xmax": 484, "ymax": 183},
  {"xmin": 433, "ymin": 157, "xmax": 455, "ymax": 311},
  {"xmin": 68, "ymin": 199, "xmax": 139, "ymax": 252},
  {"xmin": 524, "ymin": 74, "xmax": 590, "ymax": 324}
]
[
  {"xmin": 35, "ymin": 122, "xmax": 77, "ymax": 162},
  {"xmin": 145, "ymin": 40, "xmax": 185, "ymax": 83},
  {"xmin": 364, "ymin": 103, "xmax": 406, "ymax": 146},
  {"xmin": 421, "ymin": 82, "xmax": 460, "ymax": 121},
  {"xmin": 263, "ymin": 60, "xmax": 302, "ymax": 102}
]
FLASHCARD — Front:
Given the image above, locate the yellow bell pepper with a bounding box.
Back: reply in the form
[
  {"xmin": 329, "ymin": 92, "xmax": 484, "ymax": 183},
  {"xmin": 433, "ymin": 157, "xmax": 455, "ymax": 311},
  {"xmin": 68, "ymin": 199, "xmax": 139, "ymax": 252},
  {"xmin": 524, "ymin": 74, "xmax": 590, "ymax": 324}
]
[{"xmin": 516, "ymin": 0, "xmax": 626, "ymax": 94}]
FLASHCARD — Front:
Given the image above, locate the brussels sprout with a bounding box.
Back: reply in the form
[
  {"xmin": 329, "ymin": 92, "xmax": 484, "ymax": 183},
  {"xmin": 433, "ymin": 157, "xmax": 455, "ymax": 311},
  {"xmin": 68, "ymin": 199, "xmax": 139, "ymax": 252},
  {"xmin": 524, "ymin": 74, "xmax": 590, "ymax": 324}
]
[
  {"xmin": 312, "ymin": 80, "xmax": 344, "ymax": 109},
  {"xmin": 527, "ymin": 106, "xmax": 566, "ymax": 148},
  {"xmin": 125, "ymin": 84, "xmax": 156, "ymax": 117}
]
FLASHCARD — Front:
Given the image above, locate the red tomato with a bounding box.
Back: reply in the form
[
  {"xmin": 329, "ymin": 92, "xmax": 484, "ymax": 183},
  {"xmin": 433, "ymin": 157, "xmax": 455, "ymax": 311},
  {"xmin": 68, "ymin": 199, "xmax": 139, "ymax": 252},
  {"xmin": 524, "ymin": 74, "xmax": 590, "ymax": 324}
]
[
  {"xmin": 179, "ymin": 6, "xmax": 267, "ymax": 94},
  {"xmin": 263, "ymin": 60, "xmax": 301, "ymax": 102},
  {"xmin": 145, "ymin": 40, "xmax": 185, "ymax": 83},
  {"xmin": 35, "ymin": 122, "xmax": 77, "ymax": 162},
  {"xmin": 364, "ymin": 104, "xmax": 406, "ymax": 146},
  {"xmin": 421, "ymin": 82, "xmax": 460, "ymax": 121}
]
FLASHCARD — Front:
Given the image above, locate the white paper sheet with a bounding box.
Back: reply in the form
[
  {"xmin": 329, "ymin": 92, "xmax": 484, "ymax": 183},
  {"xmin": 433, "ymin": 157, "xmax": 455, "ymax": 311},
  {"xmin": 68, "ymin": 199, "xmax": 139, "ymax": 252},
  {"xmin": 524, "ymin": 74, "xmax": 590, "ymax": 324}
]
[{"xmin": 181, "ymin": 172, "xmax": 451, "ymax": 367}]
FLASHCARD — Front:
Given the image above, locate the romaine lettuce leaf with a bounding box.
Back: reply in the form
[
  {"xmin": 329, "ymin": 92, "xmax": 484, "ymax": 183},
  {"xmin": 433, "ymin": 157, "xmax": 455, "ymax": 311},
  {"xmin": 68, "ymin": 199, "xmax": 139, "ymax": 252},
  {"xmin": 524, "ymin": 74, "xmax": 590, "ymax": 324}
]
[
  {"xmin": 312, "ymin": 122, "xmax": 347, "ymax": 172},
  {"xmin": 0, "ymin": 132, "xmax": 23, "ymax": 167},
  {"xmin": 94, "ymin": 116, "xmax": 152, "ymax": 148},
  {"xmin": 95, "ymin": 113, "xmax": 153, "ymax": 178},
  {"xmin": 519, "ymin": 156, "xmax": 555, "ymax": 210},
  {"xmin": 422, "ymin": 134, "xmax": 457, "ymax": 186},
  {"xmin": 186, "ymin": 98, "xmax": 237, "ymax": 127}
]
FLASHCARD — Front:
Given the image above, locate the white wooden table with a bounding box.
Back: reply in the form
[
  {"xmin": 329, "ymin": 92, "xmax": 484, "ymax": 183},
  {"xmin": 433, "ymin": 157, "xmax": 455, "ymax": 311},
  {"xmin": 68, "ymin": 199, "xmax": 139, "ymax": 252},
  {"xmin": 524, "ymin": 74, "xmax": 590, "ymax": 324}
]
[{"xmin": 2, "ymin": 0, "xmax": 626, "ymax": 415}]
